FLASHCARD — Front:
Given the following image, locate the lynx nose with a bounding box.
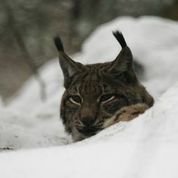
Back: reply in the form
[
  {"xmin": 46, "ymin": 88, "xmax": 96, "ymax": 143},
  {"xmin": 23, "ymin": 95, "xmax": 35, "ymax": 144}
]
[
  {"xmin": 77, "ymin": 117, "xmax": 98, "ymax": 136},
  {"xmin": 81, "ymin": 117, "xmax": 96, "ymax": 127}
]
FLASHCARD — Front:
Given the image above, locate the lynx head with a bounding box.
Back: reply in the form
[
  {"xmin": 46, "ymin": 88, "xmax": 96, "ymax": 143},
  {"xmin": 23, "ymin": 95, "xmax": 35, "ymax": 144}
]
[{"xmin": 54, "ymin": 31, "xmax": 154, "ymax": 141}]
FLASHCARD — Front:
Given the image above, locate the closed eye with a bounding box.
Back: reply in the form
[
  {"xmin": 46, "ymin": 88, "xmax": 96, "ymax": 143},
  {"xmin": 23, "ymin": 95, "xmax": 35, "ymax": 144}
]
[
  {"xmin": 69, "ymin": 95, "xmax": 82, "ymax": 105},
  {"xmin": 100, "ymin": 94, "xmax": 116, "ymax": 103}
]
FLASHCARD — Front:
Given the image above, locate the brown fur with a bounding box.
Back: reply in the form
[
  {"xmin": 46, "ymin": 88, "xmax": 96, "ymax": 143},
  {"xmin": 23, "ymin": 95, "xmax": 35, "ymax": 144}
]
[
  {"xmin": 54, "ymin": 31, "xmax": 154, "ymax": 141},
  {"xmin": 103, "ymin": 103, "xmax": 148, "ymax": 128}
]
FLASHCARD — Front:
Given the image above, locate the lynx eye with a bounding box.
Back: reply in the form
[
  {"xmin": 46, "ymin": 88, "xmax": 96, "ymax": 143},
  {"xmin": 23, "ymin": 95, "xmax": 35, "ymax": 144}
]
[
  {"xmin": 69, "ymin": 95, "xmax": 82, "ymax": 105},
  {"xmin": 100, "ymin": 94, "xmax": 115, "ymax": 103}
]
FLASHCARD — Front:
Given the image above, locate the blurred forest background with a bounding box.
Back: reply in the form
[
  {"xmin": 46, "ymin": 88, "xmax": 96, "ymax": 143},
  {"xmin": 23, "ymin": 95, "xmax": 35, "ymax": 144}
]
[{"xmin": 0, "ymin": 0, "xmax": 178, "ymax": 101}]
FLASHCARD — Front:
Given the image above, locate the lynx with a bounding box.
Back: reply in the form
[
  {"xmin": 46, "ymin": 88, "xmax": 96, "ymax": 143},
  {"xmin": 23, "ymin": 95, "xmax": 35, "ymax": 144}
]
[{"xmin": 54, "ymin": 31, "xmax": 154, "ymax": 141}]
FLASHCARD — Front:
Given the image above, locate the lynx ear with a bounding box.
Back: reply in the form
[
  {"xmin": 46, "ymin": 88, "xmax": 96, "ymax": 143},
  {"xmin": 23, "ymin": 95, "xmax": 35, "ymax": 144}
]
[
  {"xmin": 54, "ymin": 36, "xmax": 84, "ymax": 88},
  {"xmin": 108, "ymin": 31, "xmax": 133, "ymax": 74}
]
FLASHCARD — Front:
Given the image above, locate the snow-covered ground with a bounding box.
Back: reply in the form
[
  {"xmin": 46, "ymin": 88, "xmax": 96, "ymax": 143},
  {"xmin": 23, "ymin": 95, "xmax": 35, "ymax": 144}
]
[{"xmin": 1, "ymin": 16, "xmax": 178, "ymax": 178}]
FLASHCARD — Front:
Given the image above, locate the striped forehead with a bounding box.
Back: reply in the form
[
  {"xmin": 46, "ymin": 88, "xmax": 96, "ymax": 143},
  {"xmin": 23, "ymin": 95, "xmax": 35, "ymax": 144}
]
[{"xmin": 79, "ymin": 70, "xmax": 103, "ymax": 96}]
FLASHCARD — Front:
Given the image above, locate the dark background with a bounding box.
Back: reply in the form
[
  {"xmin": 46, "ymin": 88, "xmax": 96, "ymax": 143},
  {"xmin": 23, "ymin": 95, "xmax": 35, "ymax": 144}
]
[{"xmin": 0, "ymin": 0, "xmax": 178, "ymax": 101}]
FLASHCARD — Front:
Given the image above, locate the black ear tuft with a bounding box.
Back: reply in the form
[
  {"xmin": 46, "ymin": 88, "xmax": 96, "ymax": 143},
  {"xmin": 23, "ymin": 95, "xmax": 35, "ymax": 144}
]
[
  {"xmin": 113, "ymin": 31, "xmax": 127, "ymax": 48},
  {"xmin": 54, "ymin": 36, "xmax": 64, "ymax": 52}
]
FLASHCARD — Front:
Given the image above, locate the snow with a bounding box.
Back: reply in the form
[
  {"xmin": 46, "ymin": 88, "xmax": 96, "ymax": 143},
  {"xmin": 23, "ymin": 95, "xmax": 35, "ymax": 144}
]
[{"xmin": 1, "ymin": 16, "xmax": 178, "ymax": 178}]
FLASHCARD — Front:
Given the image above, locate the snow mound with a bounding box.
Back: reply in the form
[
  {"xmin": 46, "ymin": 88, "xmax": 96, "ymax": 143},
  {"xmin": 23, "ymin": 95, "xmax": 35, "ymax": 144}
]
[
  {"xmin": 0, "ymin": 17, "xmax": 178, "ymax": 177},
  {"xmin": 0, "ymin": 82, "xmax": 178, "ymax": 178},
  {"xmin": 81, "ymin": 16, "xmax": 178, "ymax": 99}
]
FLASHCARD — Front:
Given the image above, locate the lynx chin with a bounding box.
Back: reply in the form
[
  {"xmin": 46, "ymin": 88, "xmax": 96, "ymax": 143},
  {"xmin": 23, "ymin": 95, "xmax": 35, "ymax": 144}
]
[{"xmin": 54, "ymin": 31, "xmax": 154, "ymax": 141}]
